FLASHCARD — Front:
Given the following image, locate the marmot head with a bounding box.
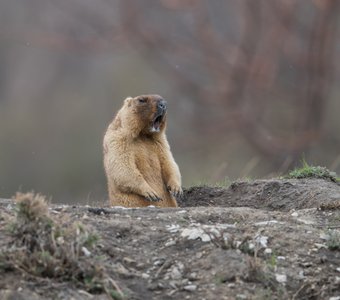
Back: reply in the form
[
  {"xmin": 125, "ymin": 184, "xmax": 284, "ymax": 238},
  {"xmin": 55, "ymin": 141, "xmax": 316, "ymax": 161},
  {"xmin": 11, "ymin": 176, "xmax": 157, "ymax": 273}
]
[{"xmin": 122, "ymin": 94, "xmax": 167, "ymax": 136}]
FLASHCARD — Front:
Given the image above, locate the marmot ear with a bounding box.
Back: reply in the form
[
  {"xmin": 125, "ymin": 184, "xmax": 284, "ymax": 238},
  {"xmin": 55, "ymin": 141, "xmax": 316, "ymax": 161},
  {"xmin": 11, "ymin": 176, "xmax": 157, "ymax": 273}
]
[{"xmin": 124, "ymin": 97, "xmax": 133, "ymax": 107}]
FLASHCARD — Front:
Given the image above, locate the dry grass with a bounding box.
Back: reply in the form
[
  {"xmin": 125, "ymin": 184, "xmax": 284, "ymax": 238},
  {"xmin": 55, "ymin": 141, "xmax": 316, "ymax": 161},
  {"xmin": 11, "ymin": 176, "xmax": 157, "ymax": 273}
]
[{"xmin": 0, "ymin": 192, "xmax": 124, "ymax": 299}]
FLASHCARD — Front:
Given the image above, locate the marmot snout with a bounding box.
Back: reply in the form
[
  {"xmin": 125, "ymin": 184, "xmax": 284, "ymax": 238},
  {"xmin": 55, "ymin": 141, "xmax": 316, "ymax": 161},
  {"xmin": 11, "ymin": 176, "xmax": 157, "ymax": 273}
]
[{"xmin": 150, "ymin": 98, "xmax": 167, "ymax": 133}]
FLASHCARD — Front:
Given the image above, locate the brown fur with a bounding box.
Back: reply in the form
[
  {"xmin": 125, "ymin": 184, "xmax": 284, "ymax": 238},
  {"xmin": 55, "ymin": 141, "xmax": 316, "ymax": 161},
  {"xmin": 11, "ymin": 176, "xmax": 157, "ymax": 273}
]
[{"xmin": 103, "ymin": 95, "xmax": 182, "ymax": 207}]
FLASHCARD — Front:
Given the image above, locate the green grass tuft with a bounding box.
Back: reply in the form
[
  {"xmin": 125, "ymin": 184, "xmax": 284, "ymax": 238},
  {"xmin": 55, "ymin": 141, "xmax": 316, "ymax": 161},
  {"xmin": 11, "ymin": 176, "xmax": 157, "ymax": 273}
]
[
  {"xmin": 285, "ymin": 160, "xmax": 338, "ymax": 182},
  {"xmin": 327, "ymin": 230, "xmax": 340, "ymax": 251}
]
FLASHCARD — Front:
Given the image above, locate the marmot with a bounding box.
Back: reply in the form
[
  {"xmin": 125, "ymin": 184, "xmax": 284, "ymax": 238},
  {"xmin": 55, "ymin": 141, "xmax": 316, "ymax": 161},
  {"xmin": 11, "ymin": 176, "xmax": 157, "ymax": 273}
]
[{"xmin": 103, "ymin": 94, "xmax": 182, "ymax": 207}]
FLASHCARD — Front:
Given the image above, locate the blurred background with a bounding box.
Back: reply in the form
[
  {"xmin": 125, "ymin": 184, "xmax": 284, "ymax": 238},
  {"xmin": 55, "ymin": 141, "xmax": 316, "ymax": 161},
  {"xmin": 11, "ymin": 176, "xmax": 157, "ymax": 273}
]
[{"xmin": 0, "ymin": 0, "xmax": 339, "ymax": 204}]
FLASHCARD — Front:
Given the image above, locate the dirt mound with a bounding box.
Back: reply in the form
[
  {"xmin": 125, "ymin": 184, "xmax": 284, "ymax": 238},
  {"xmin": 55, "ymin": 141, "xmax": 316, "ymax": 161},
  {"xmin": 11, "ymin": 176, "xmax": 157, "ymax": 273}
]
[
  {"xmin": 0, "ymin": 178, "xmax": 340, "ymax": 299},
  {"xmin": 181, "ymin": 179, "xmax": 340, "ymax": 211}
]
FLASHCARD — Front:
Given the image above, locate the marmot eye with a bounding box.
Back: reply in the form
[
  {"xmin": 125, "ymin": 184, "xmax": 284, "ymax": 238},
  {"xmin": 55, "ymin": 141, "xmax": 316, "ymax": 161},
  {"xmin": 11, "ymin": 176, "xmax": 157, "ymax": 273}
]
[{"xmin": 138, "ymin": 97, "xmax": 147, "ymax": 103}]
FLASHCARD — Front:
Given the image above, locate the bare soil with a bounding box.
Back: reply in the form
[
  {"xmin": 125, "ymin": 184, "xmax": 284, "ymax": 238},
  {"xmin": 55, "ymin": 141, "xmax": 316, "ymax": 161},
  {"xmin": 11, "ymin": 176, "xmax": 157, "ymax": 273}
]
[{"xmin": 1, "ymin": 178, "xmax": 340, "ymax": 299}]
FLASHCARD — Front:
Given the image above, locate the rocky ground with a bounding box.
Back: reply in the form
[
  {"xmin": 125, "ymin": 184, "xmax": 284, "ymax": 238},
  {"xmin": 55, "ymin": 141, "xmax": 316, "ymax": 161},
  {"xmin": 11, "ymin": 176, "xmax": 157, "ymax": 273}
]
[{"xmin": 0, "ymin": 178, "xmax": 340, "ymax": 300}]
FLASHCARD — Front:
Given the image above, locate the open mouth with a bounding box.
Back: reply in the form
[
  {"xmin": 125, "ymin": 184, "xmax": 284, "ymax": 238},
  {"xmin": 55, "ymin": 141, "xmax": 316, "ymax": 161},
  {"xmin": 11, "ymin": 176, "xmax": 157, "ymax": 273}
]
[{"xmin": 150, "ymin": 113, "xmax": 165, "ymax": 132}]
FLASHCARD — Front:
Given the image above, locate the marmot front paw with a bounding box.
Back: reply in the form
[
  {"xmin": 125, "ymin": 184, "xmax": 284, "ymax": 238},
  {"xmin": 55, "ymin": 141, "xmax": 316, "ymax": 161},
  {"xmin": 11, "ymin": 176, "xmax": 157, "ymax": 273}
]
[
  {"xmin": 144, "ymin": 191, "xmax": 162, "ymax": 202},
  {"xmin": 167, "ymin": 182, "xmax": 183, "ymax": 198}
]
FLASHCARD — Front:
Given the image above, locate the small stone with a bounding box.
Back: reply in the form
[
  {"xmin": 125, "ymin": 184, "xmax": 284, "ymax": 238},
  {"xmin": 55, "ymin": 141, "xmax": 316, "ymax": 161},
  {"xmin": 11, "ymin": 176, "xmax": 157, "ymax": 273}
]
[
  {"xmin": 167, "ymin": 290, "xmax": 176, "ymax": 297},
  {"xmin": 115, "ymin": 263, "xmax": 131, "ymax": 277},
  {"xmin": 169, "ymin": 281, "xmax": 178, "ymax": 289},
  {"xmin": 181, "ymin": 227, "xmax": 211, "ymax": 242},
  {"xmin": 57, "ymin": 236, "xmax": 64, "ymax": 244},
  {"xmin": 188, "ymin": 272, "xmax": 198, "ymax": 280},
  {"xmin": 157, "ymin": 283, "xmax": 165, "ymax": 289},
  {"xmin": 256, "ymin": 235, "xmax": 268, "ymax": 248},
  {"xmin": 314, "ymin": 243, "xmax": 327, "ymax": 249},
  {"xmin": 329, "ymin": 297, "xmax": 340, "ymax": 300},
  {"xmin": 320, "ymin": 255, "xmax": 328, "ymax": 263},
  {"xmin": 277, "ymin": 256, "xmax": 286, "ymax": 260},
  {"xmin": 275, "ymin": 274, "xmax": 287, "ymax": 284},
  {"xmin": 291, "ymin": 212, "xmax": 298, "ymax": 217},
  {"xmin": 183, "ymin": 285, "xmax": 197, "ymax": 292},
  {"xmin": 254, "ymin": 220, "xmax": 282, "ymax": 226},
  {"xmin": 164, "ymin": 274, "xmax": 170, "ymax": 280},
  {"xmin": 297, "ymin": 218, "xmax": 315, "ymax": 225},
  {"xmin": 81, "ymin": 247, "xmax": 91, "ymax": 257},
  {"xmin": 141, "ymin": 273, "xmax": 150, "ymax": 279},
  {"xmin": 123, "ymin": 257, "xmax": 136, "ymax": 265},
  {"xmin": 167, "ymin": 224, "xmax": 180, "ymax": 233},
  {"xmin": 170, "ymin": 267, "xmax": 182, "ymax": 280},
  {"xmin": 248, "ymin": 243, "xmax": 255, "ymax": 250},
  {"xmin": 153, "ymin": 259, "xmax": 165, "ymax": 266},
  {"xmin": 236, "ymin": 294, "xmax": 247, "ymax": 299},
  {"xmin": 319, "ymin": 233, "xmax": 329, "ymax": 240},
  {"xmin": 336, "ymin": 267, "xmax": 340, "ymax": 272},
  {"xmin": 177, "ymin": 262, "xmax": 185, "ymax": 270},
  {"xmin": 165, "ymin": 239, "xmax": 176, "ymax": 247},
  {"xmin": 300, "ymin": 262, "xmax": 312, "ymax": 267},
  {"xmin": 264, "ymin": 248, "xmax": 272, "ymax": 255},
  {"xmin": 235, "ymin": 241, "xmax": 242, "ymax": 248}
]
